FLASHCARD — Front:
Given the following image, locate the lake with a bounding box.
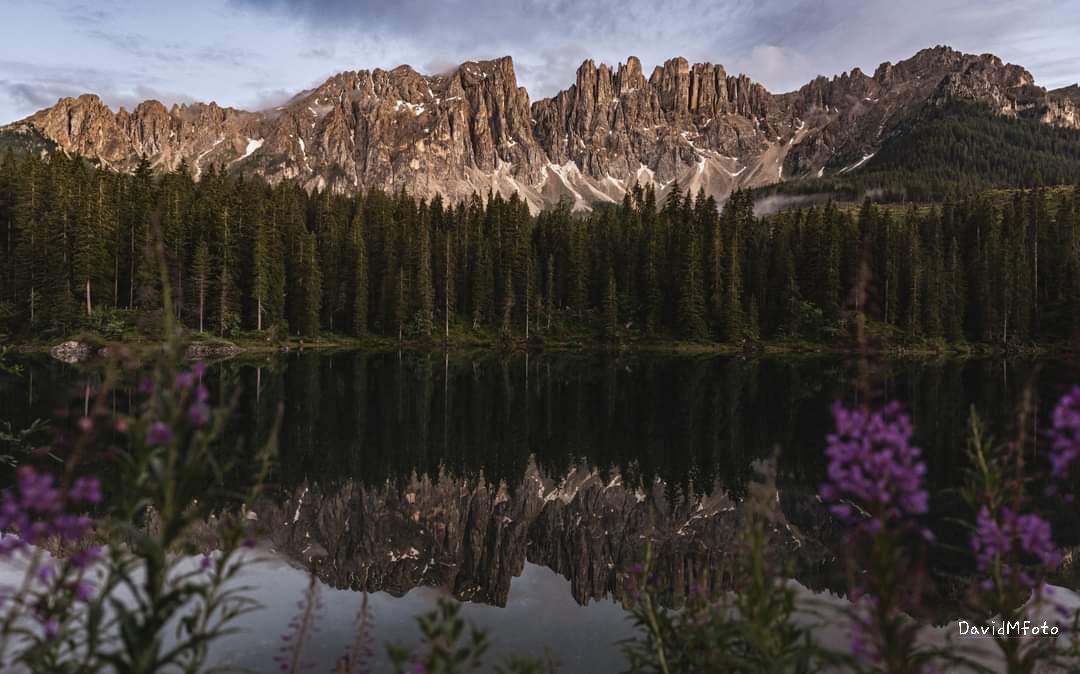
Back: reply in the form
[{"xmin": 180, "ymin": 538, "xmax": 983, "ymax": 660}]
[{"xmin": 2, "ymin": 351, "xmax": 1079, "ymax": 672}]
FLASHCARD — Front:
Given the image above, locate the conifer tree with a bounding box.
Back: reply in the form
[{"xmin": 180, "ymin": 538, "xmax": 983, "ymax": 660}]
[
  {"xmin": 702, "ymin": 192, "xmax": 724, "ymax": 333},
  {"xmin": 414, "ymin": 204, "xmax": 434, "ymax": 337},
  {"xmin": 300, "ymin": 231, "xmax": 322, "ymax": 337},
  {"xmin": 675, "ymin": 219, "xmax": 707, "ymax": 339},
  {"xmin": 720, "ymin": 196, "xmax": 745, "ymax": 341},
  {"xmin": 14, "ymin": 155, "xmax": 46, "ymax": 326},
  {"xmin": 351, "ymin": 213, "xmax": 368, "ymax": 337},
  {"xmin": 72, "ymin": 166, "xmax": 108, "ymax": 317},
  {"xmin": 604, "ymin": 266, "xmax": 618, "ymax": 340},
  {"xmin": 192, "ymin": 240, "xmax": 210, "ymax": 333}
]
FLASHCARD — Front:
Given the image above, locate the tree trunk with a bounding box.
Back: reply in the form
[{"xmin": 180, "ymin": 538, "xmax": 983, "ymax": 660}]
[
  {"xmin": 884, "ymin": 276, "xmax": 889, "ymax": 324},
  {"xmin": 85, "ymin": 278, "xmax": 92, "ymax": 316},
  {"xmin": 174, "ymin": 195, "xmax": 183, "ymax": 319},
  {"xmin": 5, "ymin": 216, "xmax": 10, "ymax": 304},
  {"xmin": 219, "ymin": 266, "xmax": 227, "ymax": 337},
  {"xmin": 129, "ymin": 223, "xmax": 134, "ymax": 308},
  {"xmin": 177, "ymin": 264, "xmax": 183, "ymax": 320}
]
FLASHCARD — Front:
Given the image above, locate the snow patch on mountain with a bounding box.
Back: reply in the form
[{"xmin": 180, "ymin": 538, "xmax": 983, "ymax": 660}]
[
  {"xmin": 838, "ymin": 152, "xmax": 876, "ymax": 174},
  {"xmin": 241, "ymin": 138, "xmax": 263, "ymax": 160}
]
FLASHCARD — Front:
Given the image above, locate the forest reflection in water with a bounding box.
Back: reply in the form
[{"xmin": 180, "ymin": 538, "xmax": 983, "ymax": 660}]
[{"xmin": 3, "ymin": 351, "xmax": 1080, "ymax": 610}]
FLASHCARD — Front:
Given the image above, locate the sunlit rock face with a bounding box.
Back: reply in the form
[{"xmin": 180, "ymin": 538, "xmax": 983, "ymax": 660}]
[
  {"xmin": 254, "ymin": 461, "xmax": 839, "ymax": 608},
  {"xmin": 5, "ymin": 46, "xmax": 1077, "ymax": 213}
]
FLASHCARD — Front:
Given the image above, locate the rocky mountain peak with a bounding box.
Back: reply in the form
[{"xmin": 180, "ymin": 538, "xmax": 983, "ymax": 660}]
[
  {"xmin": 5, "ymin": 45, "xmax": 1078, "ymax": 212},
  {"xmin": 616, "ymin": 55, "xmax": 646, "ymax": 90},
  {"xmin": 1054, "ymin": 84, "xmax": 1080, "ymax": 104}
]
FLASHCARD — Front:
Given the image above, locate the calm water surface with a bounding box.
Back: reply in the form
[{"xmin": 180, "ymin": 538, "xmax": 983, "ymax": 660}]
[{"xmin": 3, "ymin": 351, "xmax": 1079, "ymax": 672}]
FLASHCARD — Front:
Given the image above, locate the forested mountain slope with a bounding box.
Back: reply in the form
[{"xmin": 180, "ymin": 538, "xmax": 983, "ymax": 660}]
[{"xmin": 761, "ymin": 101, "xmax": 1080, "ymax": 201}]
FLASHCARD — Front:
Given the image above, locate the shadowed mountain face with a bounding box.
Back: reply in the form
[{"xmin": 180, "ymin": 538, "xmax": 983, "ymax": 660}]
[{"xmin": 4, "ymin": 46, "xmax": 1078, "ymax": 212}]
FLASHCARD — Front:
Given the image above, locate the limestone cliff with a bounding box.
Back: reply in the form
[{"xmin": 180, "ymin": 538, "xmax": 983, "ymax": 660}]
[{"xmin": 6, "ymin": 45, "xmax": 1076, "ymax": 213}]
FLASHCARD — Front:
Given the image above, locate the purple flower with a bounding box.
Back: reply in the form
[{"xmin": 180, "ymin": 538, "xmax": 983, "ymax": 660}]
[
  {"xmin": 830, "ymin": 504, "xmax": 852, "ymax": 519},
  {"xmin": 191, "ymin": 361, "xmax": 207, "ymax": 378},
  {"xmin": 74, "ymin": 581, "xmax": 96, "ymax": 602},
  {"xmin": 26, "ymin": 521, "xmax": 50, "ymax": 544},
  {"xmin": 55, "ymin": 514, "xmax": 93, "ymax": 542},
  {"xmin": 174, "ymin": 371, "xmax": 196, "ymax": 390},
  {"xmin": 849, "ymin": 600, "xmax": 882, "ymax": 665},
  {"xmin": 1049, "ymin": 387, "xmax": 1080, "ymax": 481},
  {"xmin": 0, "ymin": 535, "xmax": 26, "ymax": 558},
  {"xmin": 820, "ymin": 401, "xmax": 929, "ymax": 533},
  {"xmin": 42, "ymin": 618, "xmax": 59, "ymax": 639},
  {"xmin": 37, "ymin": 563, "xmax": 56, "ymax": 583},
  {"xmin": 0, "ymin": 495, "xmax": 29, "ymax": 534},
  {"xmin": 972, "ymin": 506, "xmax": 1061, "ymax": 589},
  {"xmin": 70, "ymin": 476, "xmax": 102, "ymax": 504},
  {"xmin": 188, "ymin": 401, "xmax": 211, "ymax": 427},
  {"xmin": 70, "ymin": 546, "xmax": 103, "ymax": 570},
  {"xmin": 148, "ymin": 421, "xmax": 173, "ymax": 445},
  {"xmin": 18, "ymin": 467, "xmax": 62, "ymax": 514},
  {"xmin": 0, "ymin": 468, "xmax": 99, "ymax": 569}
]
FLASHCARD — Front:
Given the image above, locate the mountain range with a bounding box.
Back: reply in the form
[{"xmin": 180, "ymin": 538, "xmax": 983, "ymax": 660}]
[{"xmin": 3, "ymin": 45, "xmax": 1078, "ymax": 212}]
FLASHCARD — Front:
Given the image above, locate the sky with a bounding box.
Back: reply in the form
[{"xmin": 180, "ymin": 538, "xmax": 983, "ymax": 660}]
[{"xmin": 2, "ymin": 0, "xmax": 1079, "ymax": 124}]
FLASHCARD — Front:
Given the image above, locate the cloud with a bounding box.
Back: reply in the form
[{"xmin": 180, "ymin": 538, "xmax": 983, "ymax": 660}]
[
  {"xmin": 732, "ymin": 45, "xmax": 814, "ymax": 93},
  {"xmin": 226, "ymin": 0, "xmax": 731, "ymax": 95},
  {"xmin": 48, "ymin": 0, "xmax": 121, "ymax": 28},
  {"xmin": 0, "ymin": 59, "xmax": 197, "ymax": 121},
  {"xmin": 515, "ymin": 45, "xmax": 594, "ymax": 101},
  {"xmin": 0, "ymin": 81, "xmax": 66, "ymax": 111},
  {"xmin": 195, "ymin": 46, "xmax": 257, "ymax": 67},
  {"xmin": 300, "ymin": 47, "xmax": 335, "ymax": 60},
  {"xmin": 82, "ymin": 29, "xmax": 182, "ymax": 64},
  {"xmin": 246, "ymin": 87, "xmax": 300, "ymax": 110},
  {"xmin": 3, "ymin": 0, "xmax": 1078, "ymax": 124},
  {"xmin": 226, "ymin": 0, "xmax": 1080, "ymax": 98}
]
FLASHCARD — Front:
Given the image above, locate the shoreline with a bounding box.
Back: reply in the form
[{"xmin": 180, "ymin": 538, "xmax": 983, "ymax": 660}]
[{"xmin": 6, "ymin": 331, "xmax": 1070, "ymax": 364}]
